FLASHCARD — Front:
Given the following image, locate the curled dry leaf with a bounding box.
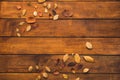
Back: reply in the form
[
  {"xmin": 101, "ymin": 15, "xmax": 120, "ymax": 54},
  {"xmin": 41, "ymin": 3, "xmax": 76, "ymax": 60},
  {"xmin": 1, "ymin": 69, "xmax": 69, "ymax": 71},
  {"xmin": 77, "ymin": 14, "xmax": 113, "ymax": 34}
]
[
  {"xmin": 43, "ymin": 3, "xmax": 47, "ymax": 7},
  {"xmin": 19, "ymin": 21, "xmax": 25, "ymax": 26},
  {"xmin": 38, "ymin": 12, "xmax": 43, "ymax": 17},
  {"xmin": 54, "ymin": 3, "xmax": 58, "ymax": 9},
  {"xmin": 45, "ymin": 8, "xmax": 48, "ymax": 13},
  {"xmin": 63, "ymin": 54, "xmax": 69, "ymax": 62},
  {"xmin": 16, "ymin": 33, "xmax": 21, "ymax": 37},
  {"xmin": 38, "ymin": 0, "xmax": 46, "ymax": 3},
  {"xmin": 86, "ymin": 42, "xmax": 93, "ymax": 50},
  {"xmin": 47, "ymin": 3, "xmax": 51, "ymax": 9},
  {"xmin": 83, "ymin": 56, "xmax": 94, "ymax": 63},
  {"xmin": 35, "ymin": 65, "xmax": 39, "ymax": 70},
  {"xmin": 53, "ymin": 14, "xmax": 59, "ymax": 20},
  {"xmin": 33, "ymin": 11, "xmax": 38, "ymax": 17},
  {"xmin": 67, "ymin": 62, "xmax": 76, "ymax": 67},
  {"xmin": 42, "ymin": 72, "xmax": 48, "ymax": 78},
  {"xmin": 16, "ymin": 5, "xmax": 21, "ymax": 10},
  {"xmin": 28, "ymin": 66, "xmax": 33, "ymax": 72},
  {"xmin": 45, "ymin": 66, "xmax": 51, "ymax": 72},
  {"xmin": 71, "ymin": 68, "xmax": 76, "ymax": 74},
  {"xmin": 26, "ymin": 17, "xmax": 36, "ymax": 23},
  {"xmin": 26, "ymin": 25, "xmax": 31, "ymax": 32},
  {"xmin": 74, "ymin": 54, "xmax": 81, "ymax": 63},
  {"xmin": 63, "ymin": 74, "xmax": 68, "ymax": 79},
  {"xmin": 52, "ymin": 9, "xmax": 57, "ymax": 15},
  {"xmin": 76, "ymin": 77, "xmax": 80, "ymax": 80},
  {"xmin": 53, "ymin": 71, "xmax": 59, "ymax": 75},
  {"xmin": 16, "ymin": 28, "xmax": 19, "ymax": 32},
  {"xmin": 22, "ymin": 9, "xmax": 27, "ymax": 16},
  {"xmin": 62, "ymin": 9, "xmax": 73, "ymax": 17},
  {"xmin": 83, "ymin": 68, "xmax": 89, "ymax": 73}
]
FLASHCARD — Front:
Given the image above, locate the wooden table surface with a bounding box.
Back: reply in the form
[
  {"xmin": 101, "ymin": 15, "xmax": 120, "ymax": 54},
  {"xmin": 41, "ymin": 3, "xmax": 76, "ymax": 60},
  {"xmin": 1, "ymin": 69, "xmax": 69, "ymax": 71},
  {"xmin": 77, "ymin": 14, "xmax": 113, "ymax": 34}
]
[{"xmin": 0, "ymin": 0, "xmax": 120, "ymax": 80}]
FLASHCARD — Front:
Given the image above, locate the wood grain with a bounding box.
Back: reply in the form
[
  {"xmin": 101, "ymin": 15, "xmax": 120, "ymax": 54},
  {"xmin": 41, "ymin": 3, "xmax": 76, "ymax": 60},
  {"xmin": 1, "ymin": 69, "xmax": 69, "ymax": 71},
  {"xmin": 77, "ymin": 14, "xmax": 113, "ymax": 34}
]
[
  {"xmin": 0, "ymin": 2, "xmax": 120, "ymax": 18},
  {"xmin": 0, "ymin": 38, "xmax": 120, "ymax": 55},
  {"xmin": 0, "ymin": 55, "xmax": 120, "ymax": 73},
  {"xmin": 0, "ymin": 73, "xmax": 120, "ymax": 80},
  {"xmin": 0, "ymin": 19, "xmax": 120, "ymax": 37}
]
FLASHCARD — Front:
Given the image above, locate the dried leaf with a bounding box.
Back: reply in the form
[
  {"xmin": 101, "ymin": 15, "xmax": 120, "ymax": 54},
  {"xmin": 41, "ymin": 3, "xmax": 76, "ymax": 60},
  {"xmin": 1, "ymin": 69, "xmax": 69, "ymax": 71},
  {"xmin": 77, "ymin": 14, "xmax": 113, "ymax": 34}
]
[
  {"xmin": 53, "ymin": 71, "xmax": 59, "ymax": 75},
  {"xmin": 71, "ymin": 68, "xmax": 76, "ymax": 74},
  {"xmin": 26, "ymin": 17, "xmax": 36, "ymax": 23},
  {"xmin": 47, "ymin": 3, "xmax": 51, "ymax": 9},
  {"xmin": 54, "ymin": 3, "xmax": 58, "ymax": 9},
  {"xmin": 63, "ymin": 54, "xmax": 69, "ymax": 62},
  {"xmin": 77, "ymin": 64, "xmax": 83, "ymax": 70},
  {"xmin": 74, "ymin": 54, "xmax": 81, "ymax": 63},
  {"xmin": 53, "ymin": 14, "xmax": 59, "ymax": 20},
  {"xmin": 62, "ymin": 9, "xmax": 73, "ymax": 17},
  {"xmin": 36, "ymin": 75, "xmax": 41, "ymax": 80},
  {"xmin": 22, "ymin": 9, "xmax": 27, "ymax": 16},
  {"xmin": 86, "ymin": 42, "xmax": 93, "ymax": 49},
  {"xmin": 19, "ymin": 21, "xmax": 25, "ymax": 26},
  {"xmin": 52, "ymin": 9, "xmax": 57, "ymax": 15},
  {"xmin": 35, "ymin": 65, "xmax": 39, "ymax": 70},
  {"xmin": 42, "ymin": 72, "xmax": 48, "ymax": 78},
  {"xmin": 83, "ymin": 56, "xmax": 94, "ymax": 63},
  {"xmin": 67, "ymin": 62, "xmax": 76, "ymax": 67},
  {"xmin": 63, "ymin": 74, "xmax": 68, "ymax": 79},
  {"xmin": 28, "ymin": 66, "xmax": 33, "ymax": 72},
  {"xmin": 38, "ymin": 0, "xmax": 46, "ymax": 3},
  {"xmin": 44, "ymin": 8, "xmax": 48, "ymax": 13},
  {"xmin": 16, "ymin": 28, "xmax": 19, "ymax": 32},
  {"xmin": 16, "ymin": 33, "xmax": 21, "ymax": 37},
  {"xmin": 83, "ymin": 68, "xmax": 89, "ymax": 73},
  {"xmin": 26, "ymin": 25, "xmax": 31, "ymax": 32},
  {"xmin": 75, "ymin": 77, "xmax": 80, "ymax": 80},
  {"xmin": 33, "ymin": 11, "xmax": 38, "ymax": 17},
  {"xmin": 38, "ymin": 12, "xmax": 43, "ymax": 17},
  {"xmin": 43, "ymin": 3, "xmax": 47, "ymax": 7},
  {"xmin": 45, "ymin": 66, "xmax": 51, "ymax": 72}
]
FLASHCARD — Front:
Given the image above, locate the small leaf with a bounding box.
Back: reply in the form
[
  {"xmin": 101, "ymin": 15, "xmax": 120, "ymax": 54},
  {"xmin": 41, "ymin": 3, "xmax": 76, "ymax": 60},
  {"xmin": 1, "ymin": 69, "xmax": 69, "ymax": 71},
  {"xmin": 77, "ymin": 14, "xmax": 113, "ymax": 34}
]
[
  {"xmin": 75, "ymin": 77, "xmax": 80, "ymax": 80},
  {"xmin": 74, "ymin": 54, "xmax": 81, "ymax": 63},
  {"xmin": 53, "ymin": 14, "xmax": 59, "ymax": 20},
  {"xmin": 42, "ymin": 72, "xmax": 48, "ymax": 78},
  {"xmin": 45, "ymin": 66, "xmax": 51, "ymax": 72},
  {"xmin": 19, "ymin": 21, "xmax": 25, "ymax": 26},
  {"xmin": 26, "ymin": 25, "xmax": 31, "ymax": 32},
  {"xmin": 38, "ymin": 0, "xmax": 46, "ymax": 3},
  {"xmin": 22, "ymin": 9, "xmax": 27, "ymax": 16},
  {"xmin": 83, "ymin": 56, "xmax": 95, "ymax": 63},
  {"xmin": 86, "ymin": 42, "xmax": 93, "ymax": 49},
  {"xmin": 16, "ymin": 33, "xmax": 21, "ymax": 37},
  {"xmin": 28, "ymin": 66, "xmax": 33, "ymax": 72},
  {"xmin": 63, "ymin": 74, "xmax": 68, "ymax": 79},
  {"xmin": 33, "ymin": 11, "xmax": 38, "ymax": 17},
  {"xmin": 63, "ymin": 54, "xmax": 69, "ymax": 62},
  {"xmin": 83, "ymin": 68, "xmax": 89, "ymax": 73}
]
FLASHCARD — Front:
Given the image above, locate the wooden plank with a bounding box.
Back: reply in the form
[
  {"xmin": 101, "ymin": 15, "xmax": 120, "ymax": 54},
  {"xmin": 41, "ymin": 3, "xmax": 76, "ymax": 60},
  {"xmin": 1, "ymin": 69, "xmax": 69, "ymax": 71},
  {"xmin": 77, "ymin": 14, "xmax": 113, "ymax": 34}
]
[
  {"xmin": 0, "ymin": 55, "xmax": 120, "ymax": 73},
  {"xmin": 0, "ymin": 2, "xmax": 120, "ymax": 18},
  {"xmin": 1, "ymin": 0, "xmax": 120, "ymax": 2},
  {"xmin": 0, "ymin": 73, "xmax": 120, "ymax": 80},
  {"xmin": 0, "ymin": 19, "xmax": 120, "ymax": 37},
  {"xmin": 0, "ymin": 38, "xmax": 120, "ymax": 55}
]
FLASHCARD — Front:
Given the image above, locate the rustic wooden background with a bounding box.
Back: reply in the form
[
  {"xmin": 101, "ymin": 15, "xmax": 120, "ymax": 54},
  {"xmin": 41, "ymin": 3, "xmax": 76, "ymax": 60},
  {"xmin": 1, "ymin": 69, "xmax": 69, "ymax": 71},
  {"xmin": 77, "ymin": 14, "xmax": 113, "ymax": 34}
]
[{"xmin": 0, "ymin": 0, "xmax": 120, "ymax": 80}]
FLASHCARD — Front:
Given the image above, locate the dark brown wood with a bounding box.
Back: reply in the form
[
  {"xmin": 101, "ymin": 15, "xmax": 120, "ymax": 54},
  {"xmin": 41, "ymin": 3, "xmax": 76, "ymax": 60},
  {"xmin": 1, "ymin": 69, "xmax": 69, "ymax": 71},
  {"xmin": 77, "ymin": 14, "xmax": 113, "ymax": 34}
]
[
  {"xmin": 0, "ymin": 73, "xmax": 120, "ymax": 80},
  {"xmin": 0, "ymin": 2, "xmax": 120, "ymax": 18},
  {"xmin": 0, "ymin": 38, "xmax": 120, "ymax": 55},
  {"xmin": 0, "ymin": 19, "xmax": 120, "ymax": 37},
  {"xmin": 0, "ymin": 55, "xmax": 120, "ymax": 73}
]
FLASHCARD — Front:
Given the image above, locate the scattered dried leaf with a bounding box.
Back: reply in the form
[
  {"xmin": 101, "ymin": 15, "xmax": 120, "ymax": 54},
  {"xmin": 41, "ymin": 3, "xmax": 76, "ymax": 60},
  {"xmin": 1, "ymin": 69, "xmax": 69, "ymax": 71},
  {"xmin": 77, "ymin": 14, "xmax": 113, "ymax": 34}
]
[
  {"xmin": 77, "ymin": 64, "xmax": 83, "ymax": 70},
  {"xmin": 71, "ymin": 68, "xmax": 76, "ymax": 74},
  {"xmin": 74, "ymin": 54, "xmax": 81, "ymax": 63},
  {"xmin": 83, "ymin": 56, "xmax": 95, "ymax": 63},
  {"xmin": 28, "ymin": 66, "xmax": 33, "ymax": 72},
  {"xmin": 35, "ymin": 65, "xmax": 39, "ymax": 70},
  {"xmin": 45, "ymin": 66, "xmax": 51, "ymax": 72},
  {"xmin": 33, "ymin": 11, "xmax": 38, "ymax": 17},
  {"xmin": 42, "ymin": 72, "xmax": 48, "ymax": 78},
  {"xmin": 47, "ymin": 3, "xmax": 51, "ymax": 9},
  {"xmin": 86, "ymin": 42, "xmax": 93, "ymax": 50},
  {"xmin": 16, "ymin": 33, "xmax": 21, "ymax": 37},
  {"xmin": 53, "ymin": 71, "xmax": 59, "ymax": 75},
  {"xmin": 75, "ymin": 77, "xmax": 80, "ymax": 80},
  {"xmin": 83, "ymin": 68, "xmax": 89, "ymax": 73},
  {"xmin": 45, "ymin": 8, "xmax": 48, "ymax": 13},
  {"xmin": 63, "ymin": 54, "xmax": 69, "ymax": 62},
  {"xmin": 63, "ymin": 74, "xmax": 68, "ymax": 79},
  {"xmin": 54, "ymin": 3, "xmax": 58, "ymax": 9},
  {"xmin": 19, "ymin": 21, "xmax": 25, "ymax": 26},
  {"xmin": 38, "ymin": 12, "xmax": 43, "ymax": 17},
  {"xmin": 16, "ymin": 5, "xmax": 21, "ymax": 10},
  {"xmin": 22, "ymin": 9, "xmax": 27, "ymax": 16},
  {"xmin": 16, "ymin": 28, "xmax": 19, "ymax": 32},
  {"xmin": 38, "ymin": 0, "xmax": 46, "ymax": 3},
  {"xmin": 67, "ymin": 62, "xmax": 76, "ymax": 67},
  {"xmin": 53, "ymin": 14, "xmax": 59, "ymax": 20},
  {"xmin": 43, "ymin": 3, "xmax": 47, "ymax": 7},
  {"xmin": 26, "ymin": 25, "xmax": 31, "ymax": 32},
  {"xmin": 52, "ymin": 9, "xmax": 57, "ymax": 15},
  {"xmin": 36, "ymin": 75, "xmax": 41, "ymax": 80}
]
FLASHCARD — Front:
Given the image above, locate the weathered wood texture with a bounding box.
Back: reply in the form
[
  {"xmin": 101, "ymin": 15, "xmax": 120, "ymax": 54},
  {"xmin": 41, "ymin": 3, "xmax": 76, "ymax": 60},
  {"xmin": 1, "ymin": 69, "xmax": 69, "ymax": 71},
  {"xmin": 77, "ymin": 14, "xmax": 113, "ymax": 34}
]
[
  {"xmin": 0, "ymin": 19, "xmax": 120, "ymax": 37},
  {"xmin": 0, "ymin": 2, "xmax": 120, "ymax": 18},
  {"xmin": 0, "ymin": 55, "xmax": 120, "ymax": 73},
  {"xmin": 0, "ymin": 73, "xmax": 120, "ymax": 80},
  {"xmin": 0, "ymin": 38, "xmax": 120, "ymax": 55}
]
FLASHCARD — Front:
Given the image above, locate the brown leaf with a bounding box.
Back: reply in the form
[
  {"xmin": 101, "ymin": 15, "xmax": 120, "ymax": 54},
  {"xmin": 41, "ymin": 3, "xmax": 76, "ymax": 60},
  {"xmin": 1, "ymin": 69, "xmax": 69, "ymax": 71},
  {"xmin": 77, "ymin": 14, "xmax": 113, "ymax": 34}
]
[
  {"xmin": 83, "ymin": 56, "xmax": 95, "ymax": 63},
  {"xmin": 74, "ymin": 54, "xmax": 81, "ymax": 63},
  {"xmin": 63, "ymin": 54, "xmax": 69, "ymax": 62},
  {"xmin": 86, "ymin": 42, "xmax": 93, "ymax": 50}
]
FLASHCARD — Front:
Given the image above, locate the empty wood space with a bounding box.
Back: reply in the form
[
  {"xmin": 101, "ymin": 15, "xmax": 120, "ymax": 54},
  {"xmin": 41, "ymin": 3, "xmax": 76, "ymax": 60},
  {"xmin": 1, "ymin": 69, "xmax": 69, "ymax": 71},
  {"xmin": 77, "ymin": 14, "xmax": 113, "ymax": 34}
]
[{"xmin": 0, "ymin": 0, "xmax": 120, "ymax": 80}]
